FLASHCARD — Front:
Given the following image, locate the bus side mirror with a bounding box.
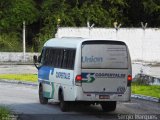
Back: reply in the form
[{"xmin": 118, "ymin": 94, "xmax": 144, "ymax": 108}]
[
  {"xmin": 33, "ymin": 55, "xmax": 39, "ymax": 69},
  {"xmin": 33, "ymin": 55, "xmax": 38, "ymax": 63},
  {"xmin": 38, "ymin": 56, "xmax": 41, "ymax": 63}
]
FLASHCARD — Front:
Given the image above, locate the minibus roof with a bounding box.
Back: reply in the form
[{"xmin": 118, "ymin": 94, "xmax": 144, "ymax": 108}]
[{"xmin": 44, "ymin": 37, "xmax": 125, "ymax": 48}]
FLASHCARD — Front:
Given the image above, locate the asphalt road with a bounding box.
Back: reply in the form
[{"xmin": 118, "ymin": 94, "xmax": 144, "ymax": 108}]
[{"xmin": 0, "ymin": 82, "xmax": 160, "ymax": 120}]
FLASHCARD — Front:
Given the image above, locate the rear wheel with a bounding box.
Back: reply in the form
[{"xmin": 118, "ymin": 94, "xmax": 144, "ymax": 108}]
[
  {"xmin": 101, "ymin": 101, "xmax": 116, "ymax": 112},
  {"xmin": 59, "ymin": 91, "xmax": 69, "ymax": 112},
  {"xmin": 39, "ymin": 84, "xmax": 48, "ymax": 104}
]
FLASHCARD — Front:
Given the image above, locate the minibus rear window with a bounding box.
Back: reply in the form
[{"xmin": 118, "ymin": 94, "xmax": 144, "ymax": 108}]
[{"xmin": 82, "ymin": 41, "xmax": 128, "ymax": 69}]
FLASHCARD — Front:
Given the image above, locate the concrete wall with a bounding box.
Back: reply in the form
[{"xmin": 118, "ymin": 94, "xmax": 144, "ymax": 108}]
[
  {"xmin": 57, "ymin": 27, "xmax": 160, "ymax": 63},
  {"xmin": 0, "ymin": 52, "xmax": 39, "ymax": 64}
]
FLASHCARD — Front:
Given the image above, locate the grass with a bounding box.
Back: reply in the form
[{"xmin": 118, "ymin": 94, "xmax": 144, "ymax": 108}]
[
  {"xmin": 0, "ymin": 74, "xmax": 37, "ymax": 82},
  {"xmin": 132, "ymin": 82, "xmax": 160, "ymax": 98},
  {"xmin": 0, "ymin": 106, "xmax": 12, "ymax": 120}
]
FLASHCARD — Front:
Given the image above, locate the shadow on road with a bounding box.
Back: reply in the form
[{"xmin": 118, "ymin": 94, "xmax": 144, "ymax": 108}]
[{"xmin": 10, "ymin": 102, "xmax": 119, "ymax": 120}]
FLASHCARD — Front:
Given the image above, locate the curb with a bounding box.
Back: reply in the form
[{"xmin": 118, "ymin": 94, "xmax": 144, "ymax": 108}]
[
  {"xmin": 0, "ymin": 79, "xmax": 38, "ymax": 86},
  {"xmin": 131, "ymin": 94, "xmax": 160, "ymax": 103}
]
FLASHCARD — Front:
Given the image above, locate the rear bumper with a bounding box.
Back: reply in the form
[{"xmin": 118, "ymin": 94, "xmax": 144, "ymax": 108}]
[{"xmin": 75, "ymin": 87, "xmax": 131, "ymax": 102}]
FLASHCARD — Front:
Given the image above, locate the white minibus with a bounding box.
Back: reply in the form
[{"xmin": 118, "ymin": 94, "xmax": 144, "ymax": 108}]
[{"xmin": 33, "ymin": 37, "xmax": 132, "ymax": 112}]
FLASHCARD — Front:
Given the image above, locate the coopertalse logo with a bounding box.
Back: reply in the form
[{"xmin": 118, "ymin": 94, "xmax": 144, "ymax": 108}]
[
  {"xmin": 82, "ymin": 56, "xmax": 103, "ymax": 63},
  {"xmin": 82, "ymin": 73, "xmax": 126, "ymax": 83}
]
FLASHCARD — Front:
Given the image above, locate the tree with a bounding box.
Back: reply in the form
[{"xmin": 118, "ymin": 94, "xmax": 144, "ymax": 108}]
[
  {"xmin": 36, "ymin": 0, "xmax": 74, "ymax": 48},
  {"xmin": 80, "ymin": 0, "xmax": 111, "ymax": 27},
  {"xmin": 101, "ymin": 0, "xmax": 128, "ymax": 27},
  {"xmin": 0, "ymin": 0, "xmax": 39, "ymax": 32},
  {"xmin": 0, "ymin": 0, "xmax": 39, "ymax": 52},
  {"xmin": 125, "ymin": 0, "xmax": 160, "ymax": 27},
  {"xmin": 143, "ymin": 0, "xmax": 160, "ymax": 27}
]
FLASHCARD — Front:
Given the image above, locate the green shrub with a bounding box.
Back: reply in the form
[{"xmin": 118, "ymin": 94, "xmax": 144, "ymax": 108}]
[{"xmin": 0, "ymin": 106, "xmax": 11, "ymax": 120}]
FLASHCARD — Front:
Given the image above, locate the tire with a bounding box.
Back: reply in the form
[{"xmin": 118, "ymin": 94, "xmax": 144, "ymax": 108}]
[
  {"xmin": 39, "ymin": 84, "xmax": 48, "ymax": 104},
  {"xmin": 59, "ymin": 91, "xmax": 69, "ymax": 112},
  {"xmin": 101, "ymin": 101, "xmax": 116, "ymax": 112}
]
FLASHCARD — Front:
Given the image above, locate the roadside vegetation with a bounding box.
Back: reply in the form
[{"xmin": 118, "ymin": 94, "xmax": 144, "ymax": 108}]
[
  {"xmin": 0, "ymin": 74, "xmax": 37, "ymax": 82},
  {"xmin": 0, "ymin": 106, "xmax": 12, "ymax": 120},
  {"xmin": 132, "ymin": 82, "xmax": 160, "ymax": 98},
  {"xmin": 1, "ymin": 0, "xmax": 160, "ymax": 52}
]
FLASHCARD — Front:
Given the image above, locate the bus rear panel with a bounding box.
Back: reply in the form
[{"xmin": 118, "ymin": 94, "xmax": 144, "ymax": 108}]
[{"xmin": 75, "ymin": 40, "xmax": 132, "ymax": 102}]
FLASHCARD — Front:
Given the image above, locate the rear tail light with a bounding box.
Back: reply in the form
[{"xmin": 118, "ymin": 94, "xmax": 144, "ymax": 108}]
[
  {"xmin": 75, "ymin": 75, "xmax": 82, "ymax": 86},
  {"xmin": 127, "ymin": 75, "xmax": 132, "ymax": 86},
  {"xmin": 76, "ymin": 75, "xmax": 82, "ymax": 81},
  {"xmin": 127, "ymin": 75, "xmax": 132, "ymax": 81}
]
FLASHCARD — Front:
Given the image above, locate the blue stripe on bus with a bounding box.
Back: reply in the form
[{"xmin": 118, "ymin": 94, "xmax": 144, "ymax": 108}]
[{"xmin": 38, "ymin": 66, "xmax": 54, "ymax": 81}]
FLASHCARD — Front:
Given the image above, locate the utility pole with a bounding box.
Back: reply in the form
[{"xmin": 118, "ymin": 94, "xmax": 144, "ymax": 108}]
[
  {"xmin": 23, "ymin": 21, "xmax": 26, "ymax": 62},
  {"xmin": 87, "ymin": 21, "xmax": 95, "ymax": 38},
  {"xmin": 140, "ymin": 22, "xmax": 147, "ymax": 74},
  {"xmin": 113, "ymin": 21, "xmax": 121, "ymax": 40}
]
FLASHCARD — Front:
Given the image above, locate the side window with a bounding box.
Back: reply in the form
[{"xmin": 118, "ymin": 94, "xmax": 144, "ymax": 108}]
[
  {"xmin": 50, "ymin": 49, "xmax": 55, "ymax": 66},
  {"xmin": 62, "ymin": 49, "xmax": 68, "ymax": 69},
  {"xmin": 68, "ymin": 50, "xmax": 76, "ymax": 69},
  {"xmin": 41, "ymin": 47, "xmax": 75, "ymax": 69},
  {"xmin": 59, "ymin": 49, "xmax": 64, "ymax": 67},
  {"xmin": 43, "ymin": 48, "xmax": 52, "ymax": 66},
  {"xmin": 54, "ymin": 49, "xmax": 63, "ymax": 68},
  {"xmin": 43, "ymin": 48, "xmax": 49, "ymax": 66},
  {"xmin": 39, "ymin": 48, "xmax": 45, "ymax": 64},
  {"xmin": 43, "ymin": 49, "xmax": 47, "ymax": 65},
  {"xmin": 61, "ymin": 49, "xmax": 76, "ymax": 70}
]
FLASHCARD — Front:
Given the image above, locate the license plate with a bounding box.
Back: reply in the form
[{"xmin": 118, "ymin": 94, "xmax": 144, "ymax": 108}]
[{"xmin": 99, "ymin": 95, "xmax": 110, "ymax": 99}]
